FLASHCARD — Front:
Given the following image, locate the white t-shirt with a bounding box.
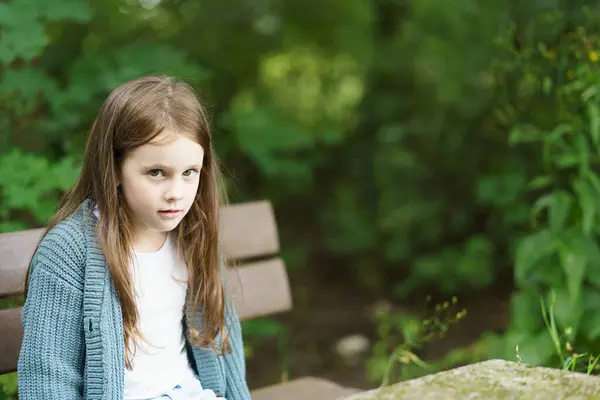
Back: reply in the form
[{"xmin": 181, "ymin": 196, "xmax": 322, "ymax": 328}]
[
  {"xmin": 91, "ymin": 207, "xmax": 203, "ymax": 398},
  {"xmin": 123, "ymin": 234, "xmax": 198, "ymax": 399}
]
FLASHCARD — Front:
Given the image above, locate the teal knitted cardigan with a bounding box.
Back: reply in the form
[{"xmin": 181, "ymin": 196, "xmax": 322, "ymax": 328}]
[{"xmin": 17, "ymin": 200, "xmax": 251, "ymax": 400}]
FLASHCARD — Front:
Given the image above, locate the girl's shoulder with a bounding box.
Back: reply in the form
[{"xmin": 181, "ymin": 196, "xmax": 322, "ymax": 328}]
[
  {"xmin": 41, "ymin": 200, "xmax": 90, "ymax": 249},
  {"xmin": 32, "ymin": 201, "xmax": 93, "ymax": 285}
]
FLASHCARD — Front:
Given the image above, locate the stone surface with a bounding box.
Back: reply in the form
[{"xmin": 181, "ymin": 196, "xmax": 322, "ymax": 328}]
[{"xmin": 342, "ymin": 359, "xmax": 600, "ymax": 399}]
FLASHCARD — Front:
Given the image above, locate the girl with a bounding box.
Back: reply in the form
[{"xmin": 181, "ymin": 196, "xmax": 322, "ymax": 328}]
[{"xmin": 17, "ymin": 76, "xmax": 251, "ymax": 400}]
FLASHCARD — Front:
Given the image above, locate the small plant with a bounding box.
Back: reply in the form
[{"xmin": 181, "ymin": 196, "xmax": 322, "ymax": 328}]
[
  {"xmin": 0, "ymin": 376, "xmax": 17, "ymax": 400},
  {"xmin": 367, "ymin": 296, "xmax": 467, "ymax": 386},
  {"xmin": 241, "ymin": 318, "xmax": 290, "ymax": 382},
  {"xmin": 532, "ymin": 291, "xmax": 600, "ymax": 375}
]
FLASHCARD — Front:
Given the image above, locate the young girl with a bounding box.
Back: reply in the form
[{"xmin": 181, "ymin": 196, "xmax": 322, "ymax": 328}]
[{"xmin": 17, "ymin": 76, "xmax": 251, "ymax": 400}]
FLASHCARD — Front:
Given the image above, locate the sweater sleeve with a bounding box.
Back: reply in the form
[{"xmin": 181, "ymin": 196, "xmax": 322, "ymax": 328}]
[
  {"xmin": 18, "ymin": 252, "xmax": 85, "ymax": 399},
  {"xmin": 223, "ymin": 297, "xmax": 251, "ymax": 400}
]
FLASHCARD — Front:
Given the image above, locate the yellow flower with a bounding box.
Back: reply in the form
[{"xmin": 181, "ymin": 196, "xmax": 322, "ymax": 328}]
[
  {"xmin": 567, "ymin": 71, "xmax": 575, "ymax": 80},
  {"xmin": 565, "ymin": 326, "xmax": 573, "ymax": 336},
  {"xmin": 545, "ymin": 49, "xmax": 557, "ymax": 59},
  {"xmin": 589, "ymin": 51, "xmax": 598, "ymax": 62}
]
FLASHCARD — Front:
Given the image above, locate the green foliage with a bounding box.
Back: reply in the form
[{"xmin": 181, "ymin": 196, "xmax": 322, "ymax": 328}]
[
  {"xmin": 242, "ymin": 318, "xmax": 285, "ymax": 338},
  {"xmin": 0, "ymin": 0, "xmax": 208, "ymax": 231},
  {"xmin": 511, "ymin": 291, "xmax": 600, "ymax": 375},
  {"xmin": 318, "ymin": 0, "xmax": 517, "ymax": 294},
  {"xmin": 241, "ymin": 318, "xmax": 289, "ymax": 380},
  {"xmin": 0, "ymin": 374, "xmax": 17, "ymax": 399},
  {"xmin": 493, "ymin": 6, "xmax": 600, "ymax": 368},
  {"xmin": 356, "ymin": 0, "xmax": 600, "ymax": 382},
  {"xmin": 0, "ymin": 150, "xmax": 80, "ymax": 231},
  {"xmin": 0, "ymin": 0, "xmax": 91, "ymax": 63},
  {"xmin": 367, "ymin": 297, "xmax": 467, "ymax": 385}
]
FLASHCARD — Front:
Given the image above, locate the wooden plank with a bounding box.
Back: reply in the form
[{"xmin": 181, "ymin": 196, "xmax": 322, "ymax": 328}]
[
  {"xmin": 0, "ymin": 258, "xmax": 292, "ymax": 373},
  {"xmin": 0, "ymin": 308, "xmax": 23, "ymax": 375},
  {"xmin": 0, "ymin": 200, "xmax": 280, "ymax": 298},
  {"xmin": 220, "ymin": 200, "xmax": 280, "ymax": 260},
  {"xmin": 0, "ymin": 228, "xmax": 44, "ymax": 297},
  {"xmin": 252, "ymin": 377, "xmax": 361, "ymax": 400},
  {"xmin": 226, "ymin": 258, "xmax": 293, "ymax": 321}
]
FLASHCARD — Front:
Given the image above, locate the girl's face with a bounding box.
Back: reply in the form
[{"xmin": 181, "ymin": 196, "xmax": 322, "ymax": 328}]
[{"xmin": 119, "ymin": 129, "xmax": 204, "ymax": 251}]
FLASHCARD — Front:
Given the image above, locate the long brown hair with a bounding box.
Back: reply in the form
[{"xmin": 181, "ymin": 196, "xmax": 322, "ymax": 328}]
[{"xmin": 25, "ymin": 75, "xmax": 229, "ymax": 367}]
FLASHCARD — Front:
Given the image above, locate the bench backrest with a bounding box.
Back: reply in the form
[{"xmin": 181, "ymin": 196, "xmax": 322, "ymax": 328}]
[{"xmin": 0, "ymin": 200, "xmax": 292, "ymax": 374}]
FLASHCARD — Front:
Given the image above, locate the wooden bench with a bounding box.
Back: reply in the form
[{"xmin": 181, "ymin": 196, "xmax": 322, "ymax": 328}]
[{"xmin": 0, "ymin": 200, "xmax": 360, "ymax": 400}]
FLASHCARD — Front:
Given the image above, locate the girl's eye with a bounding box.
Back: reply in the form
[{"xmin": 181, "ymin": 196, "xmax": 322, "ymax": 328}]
[
  {"xmin": 149, "ymin": 169, "xmax": 164, "ymax": 177},
  {"xmin": 183, "ymin": 169, "xmax": 199, "ymax": 177}
]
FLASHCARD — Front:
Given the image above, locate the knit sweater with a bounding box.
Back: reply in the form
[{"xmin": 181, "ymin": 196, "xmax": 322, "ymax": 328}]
[{"xmin": 17, "ymin": 200, "xmax": 251, "ymax": 400}]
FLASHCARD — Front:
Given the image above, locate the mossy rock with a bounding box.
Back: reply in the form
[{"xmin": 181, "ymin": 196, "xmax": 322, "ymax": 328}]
[{"xmin": 345, "ymin": 360, "xmax": 600, "ymax": 399}]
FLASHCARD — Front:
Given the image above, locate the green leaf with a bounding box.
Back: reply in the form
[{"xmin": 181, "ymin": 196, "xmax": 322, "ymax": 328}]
[
  {"xmin": 41, "ymin": 0, "xmax": 92, "ymax": 22},
  {"xmin": 319, "ymin": 127, "xmax": 344, "ymax": 145},
  {"xmin": 514, "ymin": 230, "xmax": 554, "ymax": 286},
  {"xmin": 558, "ymin": 237, "xmax": 588, "ymax": 305},
  {"xmin": 0, "ymin": 21, "xmax": 48, "ymax": 63},
  {"xmin": 53, "ymin": 156, "xmax": 81, "ymax": 190},
  {"xmin": 547, "ymin": 123, "xmax": 572, "ymax": 142},
  {"xmin": 576, "ymin": 134, "xmax": 591, "ymax": 176},
  {"xmin": 0, "ymin": 0, "xmax": 91, "ymax": 64},
  {"xmin": 588, "ymin": 102, "xmax": 600, "ymax": 151},
  {"xmin": 0, "ymin": 150, "xmax": 79, "ymax": 224},
  {"xmin": 508, "ymin": 124, "xmax": 542, "ymax": 145},
  {"xmin": 0, "ymin": 371, "xmax": 17, "ymax": 395},
  {"xmin": 0, "ymin": 221, "xmax": 28, "ymax": 234},
  {"xmin": 573, "ymin": 178, "xmax": 597, "ymax": 235},
  {"xmin": 223, "ymin": 107, "xmax": 314, "ymax": 179},
  {"xmin": 532, "ymin": 194, "xmax": 553, "ymax": 220},
  {"xmin": 241, "ymin": 318, "xmax": 285, "ymax": 338},
  {"xmin": 582, "ymin": 312, "xmax": 600, "ymax": 341},
  {"xmin": 587, "ymin": 171, "xmax": 600, "ymax": 198},
  {"xmin": 555, "ymin": 153, "xmax": 580, "ymax": 168},
  {"xmin": 532, "ymin": 191, "xmax": 571, "ymax": 234},
  {"xmin": 476, "ymin": 172, "xmax": 526, "ymax": 207},
  {"xmin": 0, "ymin": 67, "xmax": 59, "ymax": 115},
  {"xmin": 582, "ymin": 85, "xmax": 598, "ymax": 102},
  {"xmin": 549, "ymin": 192, "xmax": 572, "ymax": 233},
  {"xmin": 456, "ymin": 235, "xmax": 494, "ymax": 288},
  {"xmin": 528, "ymin": 175, "xmax": 553, "ymax": 190},
  {"xmin": 510, "ymin": 291, "xmax": 543, "ymax": 332},
  {"xmin": 548, "ymin": 288, "xmax": 583, "ymax": 337},
  {"xmin": 580, "ymin": 288, "xmax": 600, "ymax": 340},
  {"xmin": 582, "ymin": 237, "xmax": 600, "ymax": 289},
  {"xmin": 542, "ymin": 76, "xmax": 552, "ymax": 94}
]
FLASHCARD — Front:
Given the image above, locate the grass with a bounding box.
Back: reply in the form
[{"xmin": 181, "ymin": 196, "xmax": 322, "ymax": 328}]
[{"xmin": 539, "ymin": 291, "xmax": 600, "ymax": 375}]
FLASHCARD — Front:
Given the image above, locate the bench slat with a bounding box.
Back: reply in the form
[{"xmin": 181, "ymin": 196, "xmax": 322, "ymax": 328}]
[
  {"xmin": 220, "ymin": 200, "xmax": 280, "ymax": 260},
  {"xmin": 0, "ymin": 228, "xmax": 44, "ymax": 297},
  {"xmin": 0, "ymin": 308, "xmax": 23, "ymax": 375},
  {"xmin": 251, "ymin": 377, "xmax": 361, "ymax": 400},
  {"xmin": 227, "ymin": 258, "xmax": 293, "ymax": 321},
  {"xmin": 0, "ymin": 200, "xmax": 280, "ymax": 298},
  {"xmin": 0, "ymin": 257, "xmax": 292, "ymax": 374}
]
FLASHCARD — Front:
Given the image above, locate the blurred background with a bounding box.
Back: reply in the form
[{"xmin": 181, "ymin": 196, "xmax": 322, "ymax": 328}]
[{"xmin": 3, "ymin": 0, "xmax": 600, "ymax": 397}]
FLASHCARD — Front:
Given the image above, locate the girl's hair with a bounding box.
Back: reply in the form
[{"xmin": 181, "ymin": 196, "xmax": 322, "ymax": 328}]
[{"xmin": 25, "ymin": 75, "xmax": 229, "ymax": 367}]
